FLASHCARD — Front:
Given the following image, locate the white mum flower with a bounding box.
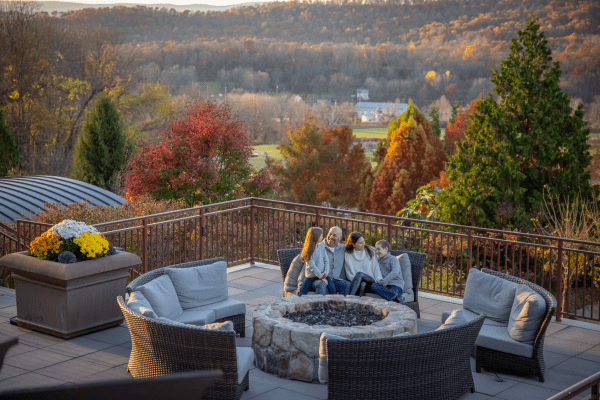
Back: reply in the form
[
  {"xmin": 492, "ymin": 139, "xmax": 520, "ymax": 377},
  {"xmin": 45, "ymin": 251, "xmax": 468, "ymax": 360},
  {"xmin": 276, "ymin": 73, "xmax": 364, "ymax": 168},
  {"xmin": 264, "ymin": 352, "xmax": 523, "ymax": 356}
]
[{"xmin": 51, "ymin": 220, "xmax": 100, "ymax": 239}]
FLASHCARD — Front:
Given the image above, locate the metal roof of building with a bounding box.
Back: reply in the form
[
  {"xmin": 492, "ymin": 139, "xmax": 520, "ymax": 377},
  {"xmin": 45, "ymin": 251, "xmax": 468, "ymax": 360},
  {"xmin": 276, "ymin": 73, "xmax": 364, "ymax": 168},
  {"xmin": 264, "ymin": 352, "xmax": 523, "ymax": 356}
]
[{"xmin": 0, "ymin": 176, "xmax": 126, "ymax": 223}]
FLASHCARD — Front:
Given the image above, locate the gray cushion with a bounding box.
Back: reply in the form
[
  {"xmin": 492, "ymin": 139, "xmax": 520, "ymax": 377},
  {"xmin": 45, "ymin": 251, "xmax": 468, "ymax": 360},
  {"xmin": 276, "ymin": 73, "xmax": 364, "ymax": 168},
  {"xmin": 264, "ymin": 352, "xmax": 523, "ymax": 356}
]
[
  {"xmin": 173, "ymin": 308, "xmax": 216, "ymax": 326},
  {"xmin": 396, "ymin": 254, "xmax": 414, "ymax": 294},
  {"xmin": 166, "ymin": 261, "xmax": 228, "ymax": 309},
  {"xmin": 186, "ymin": 298, "xmax": 246, "ymax": 320},
  {"xmin": 441, "ymin": 308, "xmax": 506, "ymax": 327},
  {"xmin": 136, "ymin": 275, "xmax": 183, "ymax": 320},
  {"xmin": 284, "ymin": 254, "xmax": 305, "ymax": 293},
  {"xmin": 236, "ymin": 347, "xmax": 255, "ymax": 384},
  {"xmin": 127, "ymin": 291, "xmax": 158, "ymax": 320},
  {"xmin": 319, "ymin": 332, "xmax": 347, "ymax": 384},
  {"xmin": 437, "ymin": 309, "xmax": 467, "ymax": 331},
  {"xmin": 203, "ymin": 320, "xmax": 235, "ymax": 332},
  {"xmin": 476, "ymin": 324, "xmax": 534, "ymax": 358},
  {"xmin": 463, "ymin": 269, "xmax": 517, "ymax": 323},
  {"xmin": 508, "ymin": 284, "xmax": 546, "ymax": 344},
  {"xmin": 364, "ymin": 291, "xmax": 415, "ymax": 303}
]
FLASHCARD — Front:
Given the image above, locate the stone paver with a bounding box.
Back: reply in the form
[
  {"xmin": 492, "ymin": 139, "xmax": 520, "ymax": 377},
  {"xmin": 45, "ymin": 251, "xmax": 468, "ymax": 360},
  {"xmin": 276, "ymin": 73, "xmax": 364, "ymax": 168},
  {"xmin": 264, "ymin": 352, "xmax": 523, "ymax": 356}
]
[{"xmin": 0, "ymin": 264, "xmax": 597, "ymax": 400}]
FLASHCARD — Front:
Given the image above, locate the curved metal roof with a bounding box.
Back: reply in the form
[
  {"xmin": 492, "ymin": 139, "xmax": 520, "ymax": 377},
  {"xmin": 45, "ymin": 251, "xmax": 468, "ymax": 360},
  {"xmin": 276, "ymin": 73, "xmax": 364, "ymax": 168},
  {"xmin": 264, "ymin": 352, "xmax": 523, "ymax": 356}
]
[{"xmin": 0, "ymin": 176, "xmax": 126, "ymax": 223}]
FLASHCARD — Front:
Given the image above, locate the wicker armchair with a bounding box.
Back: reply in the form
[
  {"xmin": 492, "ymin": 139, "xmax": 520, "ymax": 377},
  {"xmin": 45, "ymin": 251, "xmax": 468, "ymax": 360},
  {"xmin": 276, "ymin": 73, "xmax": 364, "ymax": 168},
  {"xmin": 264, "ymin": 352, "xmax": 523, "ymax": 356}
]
[
  {"xmin": 126, "ymin": 257, "xmax": 245, "ymax": 337},
  {"xmin": 475, "ymin": 268, "xmax": 557, "ymax": 383},
  {"xmin": 325, "ymin": 314, "xmax": 485, "ymax": 400},
  {"xmin": 118, "ymin": 296, "xmax": 249, "ymax": 400},
  {"xmin": 277, "ymin": 248, "xmax": 426, "ymax": 318}
]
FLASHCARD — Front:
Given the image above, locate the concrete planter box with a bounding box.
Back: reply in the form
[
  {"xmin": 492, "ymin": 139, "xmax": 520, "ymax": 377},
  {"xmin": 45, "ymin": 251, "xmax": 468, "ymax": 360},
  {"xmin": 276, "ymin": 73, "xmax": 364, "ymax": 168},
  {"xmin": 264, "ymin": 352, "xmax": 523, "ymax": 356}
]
[{"xmin": 0, "ymin": 250, "xmax": 141, "ymax": 339}]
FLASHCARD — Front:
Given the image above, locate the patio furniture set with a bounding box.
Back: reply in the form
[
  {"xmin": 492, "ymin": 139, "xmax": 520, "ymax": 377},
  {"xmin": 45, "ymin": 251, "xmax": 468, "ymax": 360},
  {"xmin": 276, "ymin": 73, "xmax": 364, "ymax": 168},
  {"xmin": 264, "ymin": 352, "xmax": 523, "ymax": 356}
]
[{"xmin": 0, "ymin": 248, "xmax": 557, "ymax": 400}]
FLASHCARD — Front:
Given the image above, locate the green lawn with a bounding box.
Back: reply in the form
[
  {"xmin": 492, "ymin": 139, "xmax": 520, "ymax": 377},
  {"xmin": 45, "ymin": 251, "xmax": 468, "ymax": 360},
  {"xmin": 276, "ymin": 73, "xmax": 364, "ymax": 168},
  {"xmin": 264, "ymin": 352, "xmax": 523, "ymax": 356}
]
[
  {"xmin": 253, "ymin": 144, "xmax": 282, "ymax": 159},
  {"xmin": 351, "ymin": 126, "xmax": 388, "ymax": 139}
]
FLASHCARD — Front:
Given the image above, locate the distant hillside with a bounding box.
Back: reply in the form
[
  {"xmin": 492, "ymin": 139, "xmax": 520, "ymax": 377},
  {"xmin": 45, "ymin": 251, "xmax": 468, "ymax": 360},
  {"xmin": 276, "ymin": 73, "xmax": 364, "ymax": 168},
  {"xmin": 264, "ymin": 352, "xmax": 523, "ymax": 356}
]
[{"xmin": 37, "ymin": 1, "xmax": 263, "ymax": 13}]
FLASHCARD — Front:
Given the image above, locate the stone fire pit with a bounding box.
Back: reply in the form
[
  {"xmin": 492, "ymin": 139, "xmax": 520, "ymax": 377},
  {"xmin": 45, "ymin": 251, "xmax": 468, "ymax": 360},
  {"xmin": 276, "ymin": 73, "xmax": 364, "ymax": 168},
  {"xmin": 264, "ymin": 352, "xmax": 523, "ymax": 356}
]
[{"xmin": 252, "ymin": 295, "xmax": 417, "ymax": 383}]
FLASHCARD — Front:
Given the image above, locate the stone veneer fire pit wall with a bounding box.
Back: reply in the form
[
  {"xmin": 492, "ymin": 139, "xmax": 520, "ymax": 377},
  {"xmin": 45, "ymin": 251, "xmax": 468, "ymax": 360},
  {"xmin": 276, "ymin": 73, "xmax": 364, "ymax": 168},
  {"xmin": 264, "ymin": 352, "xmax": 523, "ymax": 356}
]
[{"xmin": 252, "ymin": 295, "xmax": 418, "ymax": 383}]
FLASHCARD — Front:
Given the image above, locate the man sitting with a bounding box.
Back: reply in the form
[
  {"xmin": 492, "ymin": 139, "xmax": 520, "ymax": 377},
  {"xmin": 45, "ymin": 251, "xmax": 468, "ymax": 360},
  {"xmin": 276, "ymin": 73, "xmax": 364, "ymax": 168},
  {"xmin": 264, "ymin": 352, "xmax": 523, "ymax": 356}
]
[{"xmin": 322, "ymin": 226, "xmax": 351, "ymax": 296}]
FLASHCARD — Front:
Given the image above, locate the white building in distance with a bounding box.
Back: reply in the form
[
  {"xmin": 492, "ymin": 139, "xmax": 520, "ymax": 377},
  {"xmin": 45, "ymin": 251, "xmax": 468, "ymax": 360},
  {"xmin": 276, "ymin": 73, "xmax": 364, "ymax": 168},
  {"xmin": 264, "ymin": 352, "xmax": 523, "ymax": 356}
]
[{"xmin": 355, "ymin": 102, "xmax": 408, "ymax": 123}]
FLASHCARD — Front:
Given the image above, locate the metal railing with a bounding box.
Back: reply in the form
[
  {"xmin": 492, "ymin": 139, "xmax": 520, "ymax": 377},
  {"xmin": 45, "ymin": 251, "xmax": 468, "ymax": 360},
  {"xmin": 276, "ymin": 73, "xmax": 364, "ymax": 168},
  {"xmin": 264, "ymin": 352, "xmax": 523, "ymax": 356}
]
[
  {"xmin": 547, "ymin": 370, "xmax": 600, "ymax": 400},
  {"xmin": 2, "ymin": 197, "xmax": 600, "ymax": 322}
]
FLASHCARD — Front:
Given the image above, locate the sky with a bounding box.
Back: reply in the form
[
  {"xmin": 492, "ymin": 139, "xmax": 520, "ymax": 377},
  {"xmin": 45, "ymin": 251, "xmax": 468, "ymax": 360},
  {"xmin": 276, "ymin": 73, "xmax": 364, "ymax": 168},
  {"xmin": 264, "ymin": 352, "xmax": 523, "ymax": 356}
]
[{"xmin": 49, "ymin": 0, "xmax": 276, "ymax": 5}]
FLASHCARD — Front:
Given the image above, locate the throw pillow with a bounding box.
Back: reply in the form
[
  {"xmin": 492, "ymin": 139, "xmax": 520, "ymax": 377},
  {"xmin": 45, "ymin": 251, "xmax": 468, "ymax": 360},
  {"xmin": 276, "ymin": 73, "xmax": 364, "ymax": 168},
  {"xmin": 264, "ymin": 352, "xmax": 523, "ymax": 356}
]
[
  {"xmin": 396, "ymin": 254, "xmax": 413, "ymax": 294},
  {"xmin": 284, "ymin": 253, "xmax": 305, "ymax": 293},
  {"xmin": 137, "ymin": 275, "xmax": 184, "ymax": 320},
  {"xmin": 127, "ymin": 291, "xmax": 158, "ymax": 320},
  {"xmin": 436, "ymin": 309, "xmax": 468, "ymax": 331},
  {"xmin": 319, "ymin": 332, "xmax": 347, "ymax": 384},
  {"xmin": 462, "ymin": 269, "xmax": 517, "ymax": 324},
  {"xmin": 202, "ymin": 320, "xmax": 235, "ymax": 332},
  {"xmin": 166, "ymin": 261, "xmax": 228, "ymax": 309},
  {"xmin": 508, "ymin": 284, "xmax": 546, "ymax": 344}
]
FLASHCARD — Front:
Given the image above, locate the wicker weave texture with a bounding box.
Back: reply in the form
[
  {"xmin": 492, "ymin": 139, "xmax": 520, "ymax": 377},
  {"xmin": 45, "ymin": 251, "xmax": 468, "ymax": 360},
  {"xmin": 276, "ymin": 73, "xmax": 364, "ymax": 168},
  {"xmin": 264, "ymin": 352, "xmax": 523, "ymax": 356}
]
[
  {"xmin": 326, "ymin": 315, "xmax": 484, "ymax": 400},
  {"xmin": 118, "ymin": 296, "xmax": 249, "ymax": 400},
  {"xmin": 474, "ymin": 268, "xmax": 557, "ymax": 382},
  {"xmin": 126, "ymin": 257, "xmax": 226, "ymax": 293},
  {"xmin": 276, "ymin": 248, "xmax": 426, "ymax": 317}
]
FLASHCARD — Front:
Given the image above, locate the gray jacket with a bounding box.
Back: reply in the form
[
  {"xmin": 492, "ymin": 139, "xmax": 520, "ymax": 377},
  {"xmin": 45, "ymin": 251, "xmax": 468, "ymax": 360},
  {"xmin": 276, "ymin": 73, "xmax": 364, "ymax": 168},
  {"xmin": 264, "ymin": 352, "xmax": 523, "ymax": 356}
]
[
  {"xmin": 324, "ymin": 243, "xmax": 347, "ymax": 281},
  {"xmin": 378, "ymin": 253, "xmax": 404, "ymax": 289}
]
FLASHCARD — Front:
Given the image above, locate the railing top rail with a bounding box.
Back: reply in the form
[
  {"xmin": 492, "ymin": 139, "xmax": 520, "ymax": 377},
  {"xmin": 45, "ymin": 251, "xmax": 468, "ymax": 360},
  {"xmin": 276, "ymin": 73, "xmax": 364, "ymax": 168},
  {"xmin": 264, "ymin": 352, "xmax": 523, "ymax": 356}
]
[
  {"xmin": 546, "ymin": 370, "xmax": 600, "ymax": 400},
  {"xmin": 12, "ymin": 196, "xmax": 600, "ymax": 250}
]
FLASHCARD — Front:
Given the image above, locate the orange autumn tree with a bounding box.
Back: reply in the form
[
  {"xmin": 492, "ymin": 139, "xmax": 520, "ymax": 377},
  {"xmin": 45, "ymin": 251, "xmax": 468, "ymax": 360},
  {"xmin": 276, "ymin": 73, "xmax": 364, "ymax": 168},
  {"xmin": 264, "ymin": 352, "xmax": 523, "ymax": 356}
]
[
  {"xmin": 269, "ymin": 118, "xmax": 370, "ymax": 208},
  {"xmin": 445, "ymin": 96, "xmax": 481, "ymax": 156},
  {"xmin": 364, "ymin": 100, "xmax": 447, "ymax": 215}
]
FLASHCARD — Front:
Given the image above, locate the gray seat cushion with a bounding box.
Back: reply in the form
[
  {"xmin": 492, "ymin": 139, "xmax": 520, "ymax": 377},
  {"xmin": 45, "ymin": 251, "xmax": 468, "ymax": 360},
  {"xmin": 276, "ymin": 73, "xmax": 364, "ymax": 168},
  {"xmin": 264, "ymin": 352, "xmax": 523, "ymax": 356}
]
[
  {"xmin": 441, "ymin": 308, "xmax": 505, "ymax": 327},
  {"xmin": 437, "ymin": 309, "xmax": 467, "ymax": 330},
  {"xmin": 463, "ymin": 269, "xmax": 518, "ymax": 323},
  {"xmin": 186, "ymin": 298, "xmax": 246, "ymax": 320},
  {"xmin": 364, "ymin": 291, "xmax": 415, "ymax": 303},
  {"xmin": 136, "ymin": 275, "xmax": 183, "ymax": 320},
  {"xmin": 397, "ymin": 254, "xmax": 414, "ymax": 295},
  {"xmin": 236, "ymin": 347, "xmax": 255, "ymax": 384},
  {"xmin": 166, "ymin": 261, "xmax": 228, "ymax": 309},
  {"xmin": 476, "ymin": 324, "xmax": 534, "ymax": 358},
  {"xmin": 173, "ymin": 308, "xmax": 216, "ymax": 326},
  {"xmin": 127, "ymin": 291, "xmax": 158, "ymax": 320},
  {"xmin": 284, "ymin": 254, "xmax": 305, "ymax": 293},
  {"xmin": 508, "ymin": 284, "xmax": 546, "ymax": 344}
]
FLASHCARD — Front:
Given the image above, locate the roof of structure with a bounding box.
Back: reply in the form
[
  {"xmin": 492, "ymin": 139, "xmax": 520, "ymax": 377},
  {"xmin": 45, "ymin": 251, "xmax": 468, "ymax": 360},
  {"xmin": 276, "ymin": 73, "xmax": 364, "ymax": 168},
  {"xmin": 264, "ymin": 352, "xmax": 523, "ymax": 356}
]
[
  {"xmin": 355, "ymin": 102, "xmax": 409, "ymax": 112},
  {"xmin": 0, "ymin": 176, "xmax": 126, "ymax": 223}
]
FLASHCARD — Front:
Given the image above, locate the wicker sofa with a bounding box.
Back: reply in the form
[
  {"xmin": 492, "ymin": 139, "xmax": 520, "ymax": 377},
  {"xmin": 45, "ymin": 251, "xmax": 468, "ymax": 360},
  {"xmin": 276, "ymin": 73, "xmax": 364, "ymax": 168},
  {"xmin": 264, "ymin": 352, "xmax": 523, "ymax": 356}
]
[
  {"xmin": 323, "ymin": 314, "xmax": 485, "ymax": 400},
  {"xmin": 439, "ymin": 268, "xmax": 557, "ymax": 382},
  {"xmin": 126, "ymin": 257, "xmax": 245, "ymax": 337},
  {"xmin": 277, "ymin": 248, "xmax": 426, "ymax": 318},
  {"xmin": 117, "ymin": 297, "xmax": 252, "ymax": 400}
]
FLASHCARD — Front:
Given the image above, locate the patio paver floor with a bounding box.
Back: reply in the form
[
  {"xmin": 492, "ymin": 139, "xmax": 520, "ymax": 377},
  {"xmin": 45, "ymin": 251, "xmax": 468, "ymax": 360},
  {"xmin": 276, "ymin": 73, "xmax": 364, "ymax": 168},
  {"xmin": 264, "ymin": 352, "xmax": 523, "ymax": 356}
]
[{"xmin": 0, "ymin": 263, "xmax": 598, "ymax": 399}]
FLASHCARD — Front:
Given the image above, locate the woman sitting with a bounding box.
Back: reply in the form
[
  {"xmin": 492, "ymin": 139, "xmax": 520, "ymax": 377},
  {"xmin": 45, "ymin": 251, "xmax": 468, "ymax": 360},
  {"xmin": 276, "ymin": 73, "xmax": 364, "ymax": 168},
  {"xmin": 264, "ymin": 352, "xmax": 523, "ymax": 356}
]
[
  {"xmin": 344, "ymin": 232, "xmax": 382, "ymax": 296},
  {"xmin": 298, "ymin": 227, "xmax": 337, "ymax": 296}
]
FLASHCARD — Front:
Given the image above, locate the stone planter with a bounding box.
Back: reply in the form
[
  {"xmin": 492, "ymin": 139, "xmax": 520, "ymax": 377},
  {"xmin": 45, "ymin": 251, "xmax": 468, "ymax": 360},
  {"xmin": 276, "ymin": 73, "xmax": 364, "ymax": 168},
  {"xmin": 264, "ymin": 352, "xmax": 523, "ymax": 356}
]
[{"xmin": 0, "ymin": 250, "xmax": 141, "ymax": 339}]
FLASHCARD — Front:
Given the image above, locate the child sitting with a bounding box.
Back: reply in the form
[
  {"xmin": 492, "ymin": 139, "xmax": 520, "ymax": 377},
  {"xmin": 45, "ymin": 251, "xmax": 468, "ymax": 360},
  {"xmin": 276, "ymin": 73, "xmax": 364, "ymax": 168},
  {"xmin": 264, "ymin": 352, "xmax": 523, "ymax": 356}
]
[
  {"xmin": 298, "ymin": 227, "xmax": 337, "ymax": 296},
  {"xmin": 371, "ymin": 240, "xmax": 404, "ymax": 303}
]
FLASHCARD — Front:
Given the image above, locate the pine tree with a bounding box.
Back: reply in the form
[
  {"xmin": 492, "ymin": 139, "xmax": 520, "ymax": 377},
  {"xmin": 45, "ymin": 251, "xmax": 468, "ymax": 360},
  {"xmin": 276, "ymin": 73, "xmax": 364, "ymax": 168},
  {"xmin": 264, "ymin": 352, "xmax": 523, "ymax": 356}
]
[
  {"xmin": 449, "ymin": 102, "xmax": 460, "ymax": 124},
  {"xmin": 438, "ymin": 18, "xmax": 592, "ymax": 228},
  {"xmin": 0, "ymin": 110, "xmax": 23, "ymax": 176},
  {"xmin": 74, "ymin": 97, "xmax": 128, "ymax": 189},
  {"xmin": 429, "ymin": 103, "xmax": 441, "ymax": 137}
]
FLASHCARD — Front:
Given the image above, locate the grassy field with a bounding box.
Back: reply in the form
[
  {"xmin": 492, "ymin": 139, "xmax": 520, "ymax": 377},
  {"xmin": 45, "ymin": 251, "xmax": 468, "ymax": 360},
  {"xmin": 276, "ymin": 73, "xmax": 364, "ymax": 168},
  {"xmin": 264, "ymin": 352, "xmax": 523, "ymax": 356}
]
[{"xmin": 351, "ymin": 126, "xmax": 388, "ymax": 139}]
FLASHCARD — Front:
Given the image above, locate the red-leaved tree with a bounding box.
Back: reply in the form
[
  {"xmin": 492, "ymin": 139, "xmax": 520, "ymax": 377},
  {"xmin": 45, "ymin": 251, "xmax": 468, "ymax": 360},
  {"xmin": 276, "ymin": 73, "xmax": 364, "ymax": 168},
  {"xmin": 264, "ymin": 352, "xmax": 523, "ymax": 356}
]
[
  {"xmin": 445, "ymin": 96, "xmax": 480, "ymax": 156},
  {"xmin": 124, "ymin": 101, "xmax": 275, "ymax": 206},
  {"xmin": 363, "ymin": 100, "xmax": 447, "ymax": 215}
]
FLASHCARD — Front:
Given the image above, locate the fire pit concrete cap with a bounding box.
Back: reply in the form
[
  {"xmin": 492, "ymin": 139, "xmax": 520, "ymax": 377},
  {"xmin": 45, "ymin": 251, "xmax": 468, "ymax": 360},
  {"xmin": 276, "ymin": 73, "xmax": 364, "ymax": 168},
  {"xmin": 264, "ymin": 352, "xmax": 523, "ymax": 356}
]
[{"xmin": 252, "ymin": 295, "xmax": 418, "ymax": 383}]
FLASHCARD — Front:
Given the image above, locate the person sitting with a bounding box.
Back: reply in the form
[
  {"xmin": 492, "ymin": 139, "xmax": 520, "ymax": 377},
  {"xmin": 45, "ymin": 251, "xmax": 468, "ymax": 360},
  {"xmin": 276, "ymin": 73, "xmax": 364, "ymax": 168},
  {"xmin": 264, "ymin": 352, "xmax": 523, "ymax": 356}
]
[
  {"xmin": 298, "ymin": 227, "xmax": 337, "ymax": 296},
  {"xmin": 371, "ymin": 240, "xmax": 404, "ymax": 303},
  {"xmin": 344, "ymin": 232, "xmax": 382, "ymax": 296},
  {"xmin": 323, "ymin": 226, "xmax": 351, "ymax": 296}
]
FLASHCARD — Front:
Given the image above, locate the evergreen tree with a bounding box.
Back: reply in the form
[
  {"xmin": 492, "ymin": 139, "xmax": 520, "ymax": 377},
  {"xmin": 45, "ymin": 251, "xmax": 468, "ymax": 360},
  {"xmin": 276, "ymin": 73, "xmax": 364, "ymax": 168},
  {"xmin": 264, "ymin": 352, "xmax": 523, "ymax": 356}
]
[
  {"xmin": 429, "ymin": 103, "xmax": 441, "ymax": 137},
  {"xmin": 0, "ymin": 110, "xmax": 23, "ymax": 176},
  {"xmin": 74, "ymin": 97, "xmax": 128, "ymax": 189},
  {"xmin": 449, "ymin": 102, "xmax": 460, "ymax": 124},
  {"xmin": 438, "ymin": 18, "xmax": 592, "ymax": 229}
]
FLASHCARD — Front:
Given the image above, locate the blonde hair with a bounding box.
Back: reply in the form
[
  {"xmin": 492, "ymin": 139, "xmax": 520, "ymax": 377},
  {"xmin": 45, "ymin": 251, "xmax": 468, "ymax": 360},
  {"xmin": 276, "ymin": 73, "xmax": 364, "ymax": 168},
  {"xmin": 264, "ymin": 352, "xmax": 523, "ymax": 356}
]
[{"xmin": 301, "ymin": 227, "xmax": 323, "ymax": 263}]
